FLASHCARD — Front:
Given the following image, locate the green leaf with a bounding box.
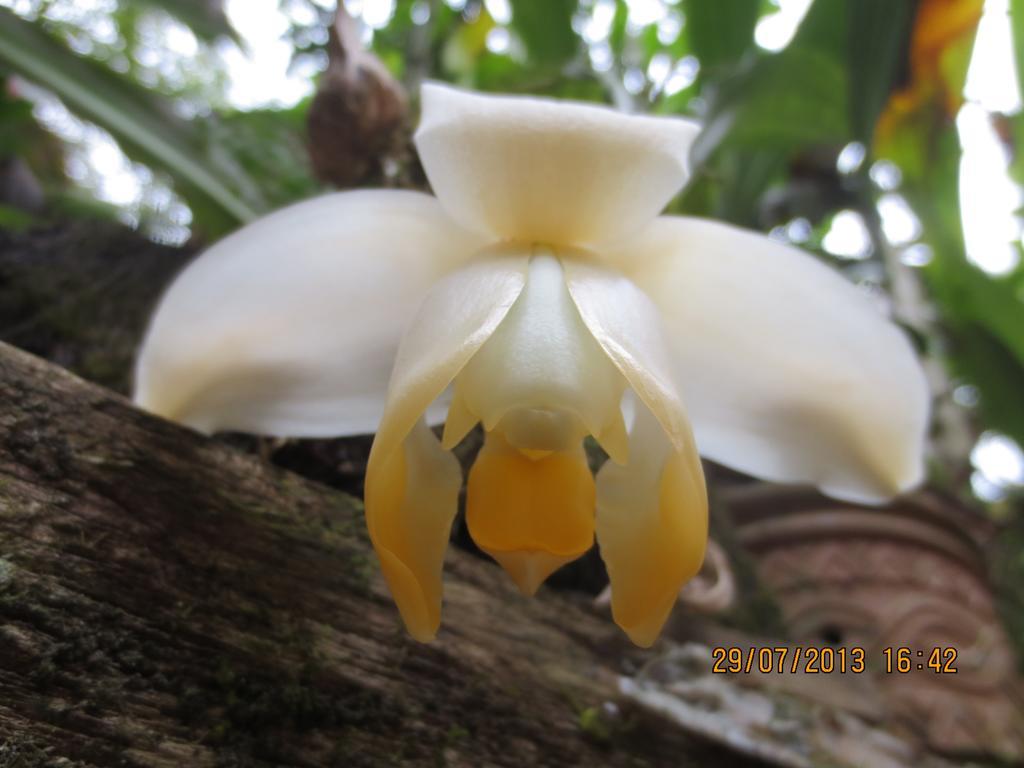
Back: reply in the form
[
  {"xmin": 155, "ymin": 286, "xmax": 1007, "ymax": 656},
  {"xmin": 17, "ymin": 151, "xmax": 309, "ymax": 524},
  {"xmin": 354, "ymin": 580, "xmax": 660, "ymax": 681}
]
[
  {"xmin": 1008, "ymin": 111, "xmax": 1024, "ymax": 188},
  {"xmin": 885, "ymin": 90, "xmax": 1024, "ymax": 447},
  {"xmin": 930, "ymin": 254, "xmax": 1024, "ymax": 368},
  {"xmin": 639, "ymin": 23, "xmax": 662, "ymax": 64},
  {"xmin": 208, "ymin": 104, "xmax": 319, "ymax": 210},
  {"xmin": 0, "ymin": 80, "xmax": 66, "ymax": 187},
  {"xmin": 949, "ymin": 324, "xmax": 1024, "ymax": 449},
  {"xmin": 1012, "ymin": 0, "xmax": 1024, "ymax": 98},
  {"xmin": 901, "ymin": 126, "xmax": 1024, "ymax": 370},
  {"xmin": 0, "ymin": 8, "xmax": 261, "ymax": 236},
  {"xmin": 684, "ymin": 0, "xmax": 760, "ymax": 82},
  {"xmin": 137, "ymin": 0, "xmax": 240, "ymax": 44},
  {"xmin": 608, "ymin": 0, "xmax": 629, "ymax": 58},
  {"xmin": 788, "ymin": 0, "xmax": 915, "ymax": 145},
  {"xmin": 441, "ymin": 7, "xmax": 494, "ymax": 77},
  {"xmin": 713, "ymin": 149, "xmax": 787, "ymax": 226},
  {"xmin": 508, "ymin": 0, "xmax": 579, "ymax": 68},
  {"xmin": 691, "ymin": 46, "xmax": 849, "ymax": 167},
  {"xmin": 791, "ymin": 0, "xmax": 847, "ymax": 55},
  {"xmin": 0, "ymin": 85, "xmax": 36, "ymax": 155},
  {"xmin": 0, "ymin": 203, "xmax": 37, "ymax": 230},
  {"xmin": 471, "ymin": 52, "xmax": 532, "ymax": 92},
  {"xmin": 845, "ymin": 0, "xmax": 916, "ymax": 145}
]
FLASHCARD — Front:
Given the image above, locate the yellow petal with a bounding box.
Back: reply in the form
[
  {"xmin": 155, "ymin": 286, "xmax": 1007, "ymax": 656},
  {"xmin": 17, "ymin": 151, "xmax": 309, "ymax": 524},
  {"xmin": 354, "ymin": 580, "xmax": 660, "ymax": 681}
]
[
  {"xmin": 365, "ymin": 419, "xmax": 461, "ymax": 641},
  {"xmin": 561, "ymin": 257, "xmax": 707, "ymax": 644},
  {"xmin": 596, "ymin": 402, "xmax": 707, "ymax": 648},
  {"xmin": 365, "ymin": 256, "xmax": 528, "ymax": 640},
  {"xmin": 415, "ymin": 82, "xmax": 700, "ymax": 247},
  {"xmin": 466, "ymin": 431, "xmax": 595, "ymax": 596}
]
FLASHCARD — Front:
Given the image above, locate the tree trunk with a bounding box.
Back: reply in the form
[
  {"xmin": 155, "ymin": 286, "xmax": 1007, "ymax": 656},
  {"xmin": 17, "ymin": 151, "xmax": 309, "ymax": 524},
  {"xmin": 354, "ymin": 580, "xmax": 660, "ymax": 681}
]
[
  {"xmin": 0, "ymin": 221, "xmax": 193, "ymax": 398},
  {"xmin": 0, "ymin": 339, "xmax": 770, "ymax": 767}
]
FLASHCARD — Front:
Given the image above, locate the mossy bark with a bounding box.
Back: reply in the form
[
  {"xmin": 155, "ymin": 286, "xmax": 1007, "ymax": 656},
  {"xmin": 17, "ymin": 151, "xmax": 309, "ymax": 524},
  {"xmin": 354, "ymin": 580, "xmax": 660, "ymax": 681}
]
[
  {"xmin": 0, "ymin": 221, "xmax": 192, "ymax": 396},
  {"xmin": 0, "ymin": 340, "xmax": 775, "ymax": 767}
]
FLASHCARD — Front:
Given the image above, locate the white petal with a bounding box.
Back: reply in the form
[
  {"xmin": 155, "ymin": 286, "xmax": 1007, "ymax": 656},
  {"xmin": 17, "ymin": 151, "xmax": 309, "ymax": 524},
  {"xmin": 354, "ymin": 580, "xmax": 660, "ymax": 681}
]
[
  {"xmin": 134, "ymin": 190, "xmax": 488, "ymax": 437},
  {"xmin": 414, "ymin": 82, "xmax": 700, "ymax": 247},
  {"xmin": 562, "ymin": 259, "xmax": 691, "ymax": 453},
  {"xmin": 365, "ymin": 255, "xmax": 527, "ymax": 639},
  {"xmin": 371, "ymin": 254, "xmax": 529, "ymax": 460},
  {"xmin": 608, "ymin": 216, "xmax": 930, "ymax": 503},
  {"xmin": 451, "ymin": 253, "xmax": 626, "ymax": 454}
]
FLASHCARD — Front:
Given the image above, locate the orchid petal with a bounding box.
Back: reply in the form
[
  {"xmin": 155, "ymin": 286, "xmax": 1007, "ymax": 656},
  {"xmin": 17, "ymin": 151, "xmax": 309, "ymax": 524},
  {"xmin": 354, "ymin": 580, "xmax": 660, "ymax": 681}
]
[
  {"xmin": 365, "ymin": 256, "xmax": 527, "ymax": 640},
  {"xmin": 453, "ymin": 253, "xmax": 627, "ymax": 455},
  {"xmin": 414, "ymin": 82, "xmax": 700, "ymax": 247},
  {"xmin": 562, "ymin": 257, "xmax": 708, "ymax": 645},
  {"xmin": 368, "ymin": 417, "xmax": 462, "ymax": 641},
  {"xmin": 596, "ymin": 401, "xmax": 707, "ymax": 648},
  {"xmin": 608, "ymin": 216, "xmax": 930, "ymax": 503},
  {"xmin": 134, "ymin": 190, "xmax": 488, "ymax": 437},
  {"xmin": 562, "ymin": 259, "xmax": 691, "ymax": 454},
  {"xmin": 466, "ymin": 431, "xmax": 595, "ymax": 596},
  {"xmin": 450, "ymin": 253, "xmax": 624, "ymax": 596}
]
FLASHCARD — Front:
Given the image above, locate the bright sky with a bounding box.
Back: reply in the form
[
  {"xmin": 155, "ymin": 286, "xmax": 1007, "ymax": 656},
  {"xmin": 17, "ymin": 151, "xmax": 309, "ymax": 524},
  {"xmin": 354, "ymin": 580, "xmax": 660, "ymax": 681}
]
[
  {"xmin": 221, "ymin": 0, "xmax": 330, "ymax": 108},
  {"xmin": 960, "ymin": 0, "xmax": 1022, "ymax": 276},
  {"xmin": 948, "ymin": 0, "xmax": 1024, "ymax": 498},
  {"xmin": 755, "ymin": 0, "xmax": 814, "ymax": 51},
  {"xmin": 973, "ymin": 431, "xmax": 1024, "ymax": 501}
]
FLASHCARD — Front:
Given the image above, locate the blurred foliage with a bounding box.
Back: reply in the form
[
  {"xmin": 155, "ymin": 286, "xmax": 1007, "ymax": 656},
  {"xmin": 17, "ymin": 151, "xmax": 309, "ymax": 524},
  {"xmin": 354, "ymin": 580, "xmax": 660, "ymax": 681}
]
[
  {"xmin": 507, "ymin": 0, "xmax": 578, "ymax": 68},
  {"xmin": 875, "ymin": 0, "xmax": 1024, "ymax": 460},
  {"xmin": 137, "ymin": 0, "xmax": 239, "ymax": 43},
  {"xmin": 0, "ymin": 0, "xmax": 314, "ymax": 238},
  {"xmin": 0, "ymin": 8, "xmax": 260, "ymax": 234},
  {"xmin": 0, "ymin": 0, "xmax": 1021, "ymax": 512}
]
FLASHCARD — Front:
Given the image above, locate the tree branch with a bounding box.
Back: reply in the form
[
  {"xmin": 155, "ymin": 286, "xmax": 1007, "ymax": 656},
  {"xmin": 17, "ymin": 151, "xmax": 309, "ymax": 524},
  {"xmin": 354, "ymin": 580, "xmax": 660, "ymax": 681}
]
[{"xmin": 0, "ymin": 341, "xmax": 766, "ymax": 767}]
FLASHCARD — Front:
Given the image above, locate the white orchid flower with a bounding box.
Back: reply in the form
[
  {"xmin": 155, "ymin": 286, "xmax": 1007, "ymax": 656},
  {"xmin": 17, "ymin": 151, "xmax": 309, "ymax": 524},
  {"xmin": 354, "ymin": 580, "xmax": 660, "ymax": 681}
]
[{"xmin": 134, "ymin": 83, "xmax": 929, "ymax": 647}]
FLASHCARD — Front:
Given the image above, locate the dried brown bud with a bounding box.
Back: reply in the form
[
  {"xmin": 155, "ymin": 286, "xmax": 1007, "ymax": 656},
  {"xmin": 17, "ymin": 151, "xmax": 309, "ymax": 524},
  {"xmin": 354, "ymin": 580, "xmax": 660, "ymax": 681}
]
[{"xmin": 307, "ymin": 6, "xmax": 408, "ymax": 188}]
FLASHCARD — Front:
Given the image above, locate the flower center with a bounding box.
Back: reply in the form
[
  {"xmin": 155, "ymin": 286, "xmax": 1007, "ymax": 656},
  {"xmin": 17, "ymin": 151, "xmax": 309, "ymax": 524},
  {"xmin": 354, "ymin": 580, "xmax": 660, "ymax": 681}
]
[
  {"xmin": 441, "ymin": 249, "xmax": 628, "ymax": 594},
  {"xmin": 444, "ymin": 250, "xmax": 626, "ymax": 456}
]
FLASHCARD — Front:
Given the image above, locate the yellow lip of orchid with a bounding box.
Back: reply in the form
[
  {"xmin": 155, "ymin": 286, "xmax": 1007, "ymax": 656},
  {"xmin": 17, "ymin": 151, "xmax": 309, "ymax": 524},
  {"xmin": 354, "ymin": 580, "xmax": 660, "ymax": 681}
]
[{"xmin": 133, "ymin": 82, "xmax": 930, "ymax": 648}]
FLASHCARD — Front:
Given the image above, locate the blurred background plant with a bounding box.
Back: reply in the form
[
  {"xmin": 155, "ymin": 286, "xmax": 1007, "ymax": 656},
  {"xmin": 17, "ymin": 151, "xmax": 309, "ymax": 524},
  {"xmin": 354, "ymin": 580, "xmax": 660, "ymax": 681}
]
[{"xmin": 1, "ymin": 0, "xmax": 1022, "ymax": 633}]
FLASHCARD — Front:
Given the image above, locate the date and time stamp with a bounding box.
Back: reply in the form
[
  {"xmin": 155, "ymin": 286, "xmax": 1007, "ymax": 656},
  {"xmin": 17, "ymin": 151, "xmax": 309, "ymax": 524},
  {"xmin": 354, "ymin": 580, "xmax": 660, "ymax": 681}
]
[{"xmin": 711, "ymin": 646, "xmax": 959, "ymax": 675}]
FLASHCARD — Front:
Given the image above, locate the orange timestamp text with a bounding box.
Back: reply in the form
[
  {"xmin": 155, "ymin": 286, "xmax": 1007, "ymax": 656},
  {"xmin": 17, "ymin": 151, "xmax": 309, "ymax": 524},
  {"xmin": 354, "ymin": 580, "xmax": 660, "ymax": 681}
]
[{"xmin": 711, "ymin": 646, "xmax": 959, "ymax": 674}]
